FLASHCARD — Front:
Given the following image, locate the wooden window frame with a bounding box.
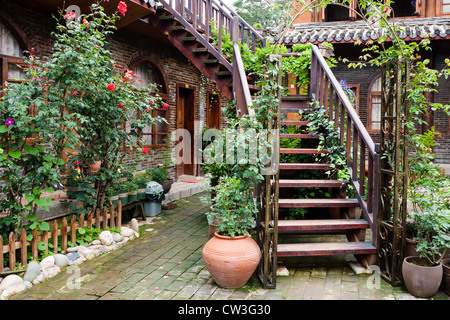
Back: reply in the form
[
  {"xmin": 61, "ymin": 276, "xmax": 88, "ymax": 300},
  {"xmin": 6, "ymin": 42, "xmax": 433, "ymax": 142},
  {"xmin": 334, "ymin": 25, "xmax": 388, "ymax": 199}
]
[
  {"xmin": 123, "ymin": 57, "xmax": 169, "ymax": 151},
  {"xmin": 437, "ymin": 0, "xmax": 450, "ymax": 16},
  {"xmin": 367, "ymin": 75, "xmax": 382, "ymax": 133}
]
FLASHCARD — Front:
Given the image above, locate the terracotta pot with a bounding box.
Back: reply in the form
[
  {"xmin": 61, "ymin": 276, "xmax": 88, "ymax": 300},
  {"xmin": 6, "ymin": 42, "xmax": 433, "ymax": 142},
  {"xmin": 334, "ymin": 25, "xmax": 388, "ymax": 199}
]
[
  {"xmin": 442, "ymin": 258, "xmax": 450, "ymax": 296},
  {"xmin": 202, "ymin": 231, "xmax": 261, "ymax": 289},
  {"xmin": 402, "ymin": 256, "xmax": 443, "ymax": 298}
]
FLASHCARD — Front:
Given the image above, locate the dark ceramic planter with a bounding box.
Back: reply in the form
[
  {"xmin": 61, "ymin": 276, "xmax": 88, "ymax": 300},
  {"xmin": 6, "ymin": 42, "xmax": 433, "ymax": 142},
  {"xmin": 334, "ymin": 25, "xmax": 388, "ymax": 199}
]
[{"xmin": 402, "ymin": 256, "xmax": 443, "ymax": 298}]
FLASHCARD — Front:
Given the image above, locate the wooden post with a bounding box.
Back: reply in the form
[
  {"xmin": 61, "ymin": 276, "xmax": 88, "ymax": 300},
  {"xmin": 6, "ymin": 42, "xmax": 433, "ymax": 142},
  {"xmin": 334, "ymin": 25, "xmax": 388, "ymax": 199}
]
[
  {"xmin": 20, "ymin": 228, "xmax": 27, "ymax": 267},
  {"xmin": 71, "ymin": 215, "xmax": 77, "ymax": 246},
  {"xmin": 31, "ymin": 228, "xmax": 38, "ymax": 261},
  {"xmin": 117, "ymin": 200, "xmax": 122, "ymax": 229},
  {"xmin": 0, "ymin": 236, "xmax": 3, "ymax": 272},
  {"xmin": 102, "ymin": 207, "xmax": 108, "ymax": 230},
  {"xmin": 8, "ymin": 232, "xmax": 15, "ymax": 271},
  {"xmin": 110, "ymin": 202, "xmax": 115, "ymax": 229},
  {"xmin": 95, "ymin": 208, "xmax": 101, "ymax": 229},
  {"xmin": 87, "ymin": 210, "xmax": 93, "ymax": 229},
  {"xmin": 42, "ymin": 230, "xmax": 49, "ymax": 256},
  {"xmin": 52, "ymin": 220, "xmax": 58, "ymax": 254},
  {"xmin": 61, "ymin": 217, "xmax": 68, "ymax": 253}
]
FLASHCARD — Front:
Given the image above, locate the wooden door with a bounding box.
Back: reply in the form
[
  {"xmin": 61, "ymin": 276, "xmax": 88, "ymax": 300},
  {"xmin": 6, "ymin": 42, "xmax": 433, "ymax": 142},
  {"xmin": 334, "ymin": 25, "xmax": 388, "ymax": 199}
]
[
  {"xmin": 206, "ymin": 91, "xmax": 221, "ymax": 130},
  {"xmin": 176, "ymin": 84, "xmax": 196, "ymax": 178}
]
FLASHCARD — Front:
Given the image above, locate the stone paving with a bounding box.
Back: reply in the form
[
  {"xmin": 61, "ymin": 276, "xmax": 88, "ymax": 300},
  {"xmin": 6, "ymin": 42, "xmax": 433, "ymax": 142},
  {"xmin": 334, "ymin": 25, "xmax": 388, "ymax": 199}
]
[{"xmin": 11, "ymin": 192, "xmax": 449, "ymax": 302}]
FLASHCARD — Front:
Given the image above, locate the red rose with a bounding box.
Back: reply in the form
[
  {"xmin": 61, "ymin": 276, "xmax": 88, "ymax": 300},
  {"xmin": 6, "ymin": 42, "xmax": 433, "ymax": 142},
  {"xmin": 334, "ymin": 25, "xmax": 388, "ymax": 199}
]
[
  {"xmin": 163, "ymin": 103, "xmax": 169, "ymax": 109},
  {"xmin": 142, "ymin": 148, "xmax": 149, "ymax": 154},
  {"xmin": 107, "ymin": 83, "xmax": 115, "ymax": 91},
  {"xmin": 118, "ymin": 1, "xmax": 127, "ymax": 16},
  {"xmin": 119, "ymin": 102, "xmax": 124, "ymax": 108}
]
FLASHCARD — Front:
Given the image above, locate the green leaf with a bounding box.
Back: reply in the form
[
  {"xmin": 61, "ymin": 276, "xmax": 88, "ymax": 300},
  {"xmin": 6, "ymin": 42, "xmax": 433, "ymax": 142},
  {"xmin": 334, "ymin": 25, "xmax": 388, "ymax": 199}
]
[
  {"xmin": 28, "ymin": 214, "xmax": 37, "ymax": 222},
  {"xmin": 45, "ymin": 187, "xmax": 55, "ymax": 194},
  {"xmin": 8, "ymin": 150, "xmax": 21, "ymax": 159},
  {"xmin": 24, "ymin": 144, "xmax": 39, "ymax": 156},
  {"xmin": 39, "ymin": 221, "xmax": 50, "ymax": 231},
  {"xmin": 0, "ymin": 125, "xmax": 9, "ymax": 133},
  {"xmin": 37, "ymin": 241, "xmax": 47, "ymax": 251}
]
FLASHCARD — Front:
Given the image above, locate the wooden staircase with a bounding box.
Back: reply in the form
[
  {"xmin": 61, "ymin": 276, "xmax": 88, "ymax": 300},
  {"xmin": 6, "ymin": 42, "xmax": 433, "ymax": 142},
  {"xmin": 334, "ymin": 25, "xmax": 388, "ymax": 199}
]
[
  {"xmin": 257, "ymin": 49, "xmax": 380, "ymax": 289},
  {"xmin": 143, "ymin": 0, "xmax": 264, "ymax": 106},
  {"xmin": 276, "ymin": 120, "xmax": 377, "ymax": 260}
]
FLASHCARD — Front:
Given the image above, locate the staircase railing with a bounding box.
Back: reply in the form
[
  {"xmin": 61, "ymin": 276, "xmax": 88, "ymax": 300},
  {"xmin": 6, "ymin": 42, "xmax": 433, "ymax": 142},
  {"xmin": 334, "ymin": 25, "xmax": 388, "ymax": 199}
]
[{"xmin": 309, "ymin": 45, "xmax": 380, "ymax": 248}]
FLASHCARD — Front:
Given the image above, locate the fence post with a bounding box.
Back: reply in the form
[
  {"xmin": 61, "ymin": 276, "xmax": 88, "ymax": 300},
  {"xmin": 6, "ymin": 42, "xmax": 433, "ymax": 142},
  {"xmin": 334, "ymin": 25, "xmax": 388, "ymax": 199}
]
[
  {"xmin": 0, "ymin": 236, "xmax": 3, "ymax": 272},
  {"xmin": 8, "ymin": 232, "xmax": 15, "ymax": 270},
  {"xmin": 20, "ymin": 228, "xmax": 27, "ymax": 267},
  {"xmin": 31, "ymin": 228, "xmax": 38, "ymax": 261}
]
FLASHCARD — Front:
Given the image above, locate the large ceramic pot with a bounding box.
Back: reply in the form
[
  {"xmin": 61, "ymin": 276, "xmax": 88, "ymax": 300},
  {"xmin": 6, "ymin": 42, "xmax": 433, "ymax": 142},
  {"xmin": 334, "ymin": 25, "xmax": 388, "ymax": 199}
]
[
  {"xmin": 202, "ymin": 231, "xmax": 261, "ymax": 289},
  {"xmin": 442, "ymin": 258, "xmax": 450, "ymax": 296},
  {"xmin": 402, "ymin": 256, "xmax": 443, "ymax": 298}
]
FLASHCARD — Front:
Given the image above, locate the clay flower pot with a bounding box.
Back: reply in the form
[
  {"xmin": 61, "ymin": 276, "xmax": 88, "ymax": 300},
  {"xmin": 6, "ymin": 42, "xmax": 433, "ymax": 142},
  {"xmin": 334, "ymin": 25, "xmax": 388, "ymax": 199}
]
[
  {"xmin": 202, "ymin": 231, "xmax": 261, "ymax": 289},
  {"xmin": 402, "ymin": 256, "xmax": 443, "ymax": 298}
]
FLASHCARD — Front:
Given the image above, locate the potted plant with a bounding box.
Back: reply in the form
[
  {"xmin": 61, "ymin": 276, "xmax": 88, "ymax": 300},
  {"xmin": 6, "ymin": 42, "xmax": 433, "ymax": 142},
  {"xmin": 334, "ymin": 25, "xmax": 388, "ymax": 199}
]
[
  {"xmin": 107, "ymin": 184, "xmax": 120, "ymax": 207},
  {"xmin": 402, "ymin": 207, "xmax": 450, "ymax": 298},
  {"xmin": 118, "ymin": 181, "xmax": 129, "ymax": 205},
  {"xmin": 133, "ymin": 172, "xmax": 147, "ymax": 200},
  {"xmin": 127, "ymin": 180, "xmax": 138, "ymax": 203},
  {"xmin": 147, "ymin": 167, "xmax": 172, "ymax": 194},
  {"xmin": 202, "ymin": 176, "xmax": 261, "ymax": 289}
]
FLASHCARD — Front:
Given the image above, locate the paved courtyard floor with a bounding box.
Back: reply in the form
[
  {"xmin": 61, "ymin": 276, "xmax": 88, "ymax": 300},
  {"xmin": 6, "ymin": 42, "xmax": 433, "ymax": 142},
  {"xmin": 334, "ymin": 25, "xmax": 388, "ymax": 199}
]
[{"xmin": 11, "ymin": 192, "xmax": 449, "ymax": 305}]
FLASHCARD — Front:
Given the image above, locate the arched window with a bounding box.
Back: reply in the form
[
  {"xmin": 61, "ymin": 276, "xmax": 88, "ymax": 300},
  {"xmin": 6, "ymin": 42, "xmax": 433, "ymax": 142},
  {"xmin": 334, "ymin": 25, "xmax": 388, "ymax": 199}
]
[
  {"xmin": 125, "ymin": 57, "xmax": 169, "ymax": 149},
  {"xmin": 368, "ymin": 75, "xmax": 381, "ymax": 132},
  {"xmin": 0, "ymin": 19, "xmax": 27, "ymax": 86}
]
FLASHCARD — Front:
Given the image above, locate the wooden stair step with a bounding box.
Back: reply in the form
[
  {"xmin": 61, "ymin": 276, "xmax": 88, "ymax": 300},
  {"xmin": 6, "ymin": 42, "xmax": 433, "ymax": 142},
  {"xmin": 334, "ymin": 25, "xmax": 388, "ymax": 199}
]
[
  {"xmin": 181, "ymin": 36, "xmax": 197, "ymax": 42},
  {"xmin": 159, "ymin": 14, "xmax": 174, "ymax": 20},
  {"xmin": 280, "ymin": 148, "xmax": 327, "ymax": 154},
  {"xmin": 215, "ymin": 70, "xmax": 232, "ymax": 76},
  {"xmin": 276, "ymin": 219, "xmax": 370, "ymax": 233},
  {"xmin": 280, "ymin": 133, "xmax": 319, "ymax": 139},
  {"xmin": 278, "ymin": 179, "xmax": 347, "ymax": 188},
  {"xmin": 281, "ymin": 121, "xmax": 309, "ymax": 126},
  {"xmin": 191, "ymin": 47, "xmax": 209, "ymax": 53},
  {"xmin": 170, "ymin": 25, "xmax": 185, "ymax": 31},
  {"xmin": 203, "ymin": 58, "xmax": 219, "ymax": 64},
  {"xmin": 279, "ymin": 198, "xmax": 359, "ymax": 208},
  {"xmin": 277, "ymin": 242, "xmax": 377, "ymax": 257},
  {"xmin": 279, "ymin": 163, "xmax": 333, "ymax": 170}
]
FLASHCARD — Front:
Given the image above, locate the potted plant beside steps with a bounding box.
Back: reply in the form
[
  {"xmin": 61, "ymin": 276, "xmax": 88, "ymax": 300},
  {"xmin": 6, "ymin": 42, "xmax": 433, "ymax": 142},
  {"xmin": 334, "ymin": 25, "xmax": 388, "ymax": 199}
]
[
  {"xmin": 202, "ymin": 176, "xmax": 261, "ymax": 289},
  {"xmin": 402, "ymin": 207, "xmax": 450, "ymax": 298}
]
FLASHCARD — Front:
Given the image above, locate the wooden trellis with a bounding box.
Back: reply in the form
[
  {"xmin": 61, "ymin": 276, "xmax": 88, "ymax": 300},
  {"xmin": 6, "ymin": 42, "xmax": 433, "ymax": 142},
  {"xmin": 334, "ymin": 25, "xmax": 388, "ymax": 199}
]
[{"xmin": 377, "ymin": 58, "xmax": 411, "ymax": 286}]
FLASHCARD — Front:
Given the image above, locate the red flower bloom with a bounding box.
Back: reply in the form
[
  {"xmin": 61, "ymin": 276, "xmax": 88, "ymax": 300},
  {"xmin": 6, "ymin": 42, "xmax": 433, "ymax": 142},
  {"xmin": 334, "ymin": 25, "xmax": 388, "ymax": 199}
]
[
  {"xmin": 163, "ymin": 103, "xmax": 169, "ymax": 109},
  {"xmin": 119, "ymin": 102, "xmax": 124, "ymax": 108},
  {"xmin": 118, "ymin": 1, "xmax": 127, "ymax": 16},
  {"xmin": 82, "ymin": 19, "xmax": 89, "ymax": 27},
  {"xmin": 149, "ymin": 99, "xmax": 154, "ymax": 105},
  {"xmin": 107, "ymin": 83, "xmax": 115, "ymax": 91},
  {"xmin": 145, "ymin": 108, "xmax": 151, "ymax": 113},
  {"xmin": 142, "ymin": 148, "xmax": 149, "ymax": 154},
  {"xmin": 72, "ymin": 90, "xmax": 78, "ymax": 96}
]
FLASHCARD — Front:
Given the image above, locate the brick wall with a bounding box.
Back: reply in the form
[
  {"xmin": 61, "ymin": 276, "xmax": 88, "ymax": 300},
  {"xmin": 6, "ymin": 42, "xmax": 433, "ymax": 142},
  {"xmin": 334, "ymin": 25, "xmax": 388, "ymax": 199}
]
[{"xmin": 0, "ymin": 0, "xmax": 230, "ymax": 181}]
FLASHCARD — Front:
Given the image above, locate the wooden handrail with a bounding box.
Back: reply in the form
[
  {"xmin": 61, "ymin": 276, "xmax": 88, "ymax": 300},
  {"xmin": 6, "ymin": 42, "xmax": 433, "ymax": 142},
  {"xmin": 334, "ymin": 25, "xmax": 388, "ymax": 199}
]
[{"xmin": 310, "ymin": 45, "xmax": 379, "ymax": 247}]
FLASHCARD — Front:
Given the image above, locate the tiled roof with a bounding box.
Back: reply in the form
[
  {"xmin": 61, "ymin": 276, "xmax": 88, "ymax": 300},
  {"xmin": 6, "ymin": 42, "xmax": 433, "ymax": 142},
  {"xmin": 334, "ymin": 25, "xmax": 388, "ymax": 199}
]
[{"xmin": 274, "ymin": 17, "xmax": 450, "ymax": 45}]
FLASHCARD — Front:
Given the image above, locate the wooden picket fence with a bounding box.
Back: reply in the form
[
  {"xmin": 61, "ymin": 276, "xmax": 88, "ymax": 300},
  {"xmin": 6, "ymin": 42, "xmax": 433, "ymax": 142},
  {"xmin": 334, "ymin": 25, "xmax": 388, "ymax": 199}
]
[{"xmin": 0, "ymin": 201, "xmax": 122, "ymax": 272}]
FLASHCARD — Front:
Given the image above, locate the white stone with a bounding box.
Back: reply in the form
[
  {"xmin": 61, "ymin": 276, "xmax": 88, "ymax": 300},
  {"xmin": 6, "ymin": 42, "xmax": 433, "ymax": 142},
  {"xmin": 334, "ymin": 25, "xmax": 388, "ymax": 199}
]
[
  {"xmin": 53, "ymin": 254, "xmax": 70, "ymax": 268},
  {"xmin": 42, "ymin": 265, "xmax": 61, "ymax": 279},
  {"xmin": 92, "ymin": 240, "xmax": 102, "ymax": 245},
  {"xmin": 99, "ymin": 230, "xmax": 113, "ymax": 246},
  {"xmin": 0, "ymin": 275, "xmax": 26, "ymax": 300},
  {"xmin": 40, "ymin": 256, "xmax": 55, "ymax": 270},
  {"xmin": 77, "ymin": 246, "xmax": 94, "ymax": 259},
  {"xmin": 276, "ymin": 266, "xmax": 290, "ymax": 276},
  {"xmin": 23, "ymin": 261, "xmax": 41, "ymax": 282},
  {"xmin": 130, "ymin": 218, "xmax": 139, "ymax": 233},
  {"xmin": 112, "ymin": 233, "xmax": 123, "ymax": 242},
  {"xmin": 120, "ymin": 227, "xmax": 134, "ymax": 237}
]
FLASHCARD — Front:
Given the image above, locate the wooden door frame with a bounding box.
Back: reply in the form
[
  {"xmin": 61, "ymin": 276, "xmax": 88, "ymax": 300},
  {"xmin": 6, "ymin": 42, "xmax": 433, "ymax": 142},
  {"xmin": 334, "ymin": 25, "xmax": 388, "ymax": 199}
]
[{"xmin": 176, "ymin": 82, "xmax": 196, "ymax": 179}]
